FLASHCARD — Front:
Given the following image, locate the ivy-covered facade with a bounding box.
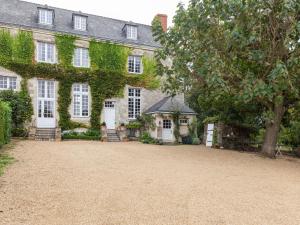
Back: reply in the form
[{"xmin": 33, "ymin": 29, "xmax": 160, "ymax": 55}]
[{"xmin": 0, "ymin": 0, "xmax": 196, "ymax": 142}]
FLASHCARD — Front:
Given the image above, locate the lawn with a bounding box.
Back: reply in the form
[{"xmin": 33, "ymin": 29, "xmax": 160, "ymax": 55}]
[
  {"xmin": 0, "ymin": 143, "xmax": 14, "ymax": 176},
  {"xmin": 0, "ymin": 140, "xmax": 299, "ymax": 225}
]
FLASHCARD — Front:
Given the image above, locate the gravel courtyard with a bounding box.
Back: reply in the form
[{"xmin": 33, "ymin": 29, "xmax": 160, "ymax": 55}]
[{"xmin": 0, "ymin": 141, "xmax": 299, "ymax": 225}]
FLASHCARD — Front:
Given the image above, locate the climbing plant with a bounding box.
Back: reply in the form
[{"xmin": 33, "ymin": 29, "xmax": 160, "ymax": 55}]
[
  {"xmin": 13, "ymin": 31, "xmax": 34, "ymax": 64},
  {"xmin": 0, "ymin": 29, "xmax": 159, "ymax": 131},
  {"xmin": 55, "ymin": 34, "xmax": 76, "ymax": 67},
  {"xmin": 0, "ymin": 29, "xmax": 13, "ymax": 61}
]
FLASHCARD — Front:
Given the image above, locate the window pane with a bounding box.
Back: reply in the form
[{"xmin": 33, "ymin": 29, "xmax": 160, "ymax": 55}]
[
  {"xmin": 9, "ymin": 77, "xmax": 17, "ymax": 90},
  {"xmin": 73, "ymin": 94, "xmax": 81, "ymax": 116},
  {"xmin": 128, "ymin": 56, "xmax": 135, "ymax": 73},
  {"xmin": 82, "ymin": 95, "xmax": 88, "ymax": 116},
  {"xmin": 0, "ymin": 76, "xmax": 7, "ymax": 89},
  {"xmin": 82, "ymin": 84, "xmax": 88, "ymax": 92}
]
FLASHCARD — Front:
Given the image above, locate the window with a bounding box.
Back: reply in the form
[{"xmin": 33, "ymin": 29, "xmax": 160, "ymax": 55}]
[
  {"xmin": 128, "ymin": 56, "xmax": 142, "ymax": 74},
  {"xmin": 163, "ymin": 120, "xmax": 172, "ymax": 129},
  {"xmin": 38, "ymin": 9, "xmax": 53, "ymax": 25},
  {"xmin": 105, "ymin": 101, "xmax": 115, "ymax": 108},
  {"xmin": 0, "ymin": 76, "xmax": 17, "ymax": 90},
  {"xmin": 128, "ymin": 88, "xmax": 141, "ymax": 119},
  {"xmin": 73, "ymin": 84, "xmax": 89, "ymax": 117},
  {"xmin": 37, "ymin": 42, "xmax": 56, "ymax": 63},
  {"xmin": 74, "ymin": 15, "xmax": 87, "ymax": 31},
  {"xmin": 73, "ymin": 48, "xmax": 90, "ymax": 68},
  {"xmin": 126, "ymin": 25, "xmax": 137, "ymax": 40},
  {"xmin": 180, "ymin": 119, "xmax": 189, "ymax": 125}
]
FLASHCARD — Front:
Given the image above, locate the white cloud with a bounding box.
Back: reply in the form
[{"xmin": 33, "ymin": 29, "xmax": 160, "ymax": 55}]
[{"xmin": 24, "ymin": 0, "xmax": 190, "ymax": 26}]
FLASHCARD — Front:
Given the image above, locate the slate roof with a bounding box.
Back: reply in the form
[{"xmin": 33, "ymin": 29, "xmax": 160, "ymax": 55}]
[
  {"xmin": 0, "ymin": 0, "xmax": 160, "ymax": 48},
  {"xmin": 144, "ymin": 97, "xmax": 197, "ymax": 115}
]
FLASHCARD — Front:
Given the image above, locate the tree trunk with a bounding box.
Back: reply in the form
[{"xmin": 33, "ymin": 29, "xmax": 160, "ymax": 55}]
[{"xmin": 262, "ymin": 102, "xmax": 285, "ymax": 158}]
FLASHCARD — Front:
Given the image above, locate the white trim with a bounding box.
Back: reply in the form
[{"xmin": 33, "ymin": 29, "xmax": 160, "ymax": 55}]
[
  {"xmin": 74, "ymin": 15, "xmax": 87, "ymax": 31},
  {"xmin": 72, "ymin": 83, "xmax": 90, "ymax": 118},
  {"xmin": 38, "ymin": 9, "xmax": 53, "ymax": 25},
  {"xmin": 36, "ymin": 41, "xmax": 57, "ymax": 64},
  {"xmin": 73, "ymin": 47, "xmax": 90, "ymax": 68},
  {"xmin": 126, "ymin": 25, "xmax": 137, "ymax": 40},
  {"xmin": 0, "ymin": 75, "xmax": 17, "ymax": 90},
  {"xmin": 128, "ymin": 56, "xmax": 143, "ymax": 74}
]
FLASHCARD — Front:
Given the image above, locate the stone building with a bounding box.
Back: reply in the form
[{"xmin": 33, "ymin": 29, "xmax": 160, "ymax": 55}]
[{"xmin": 0, "ymin": 0, "xmax": 196, "ymax": 142}]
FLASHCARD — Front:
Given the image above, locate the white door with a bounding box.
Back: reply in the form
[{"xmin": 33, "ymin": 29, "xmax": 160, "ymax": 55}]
[
  {"xmin": 104, "ymin": 101, "xmax": 116, "ymax": 129},
  {"xmin": 206, "ymin": 123, "xmax": 214, "ymax": 147},
  {"xmin": 37, "ymin": 80, "xmax": 56, "ymax": 128},
  {"xmin": 162, "ymin": 119, "xmax": 173, "ymax": 142}
]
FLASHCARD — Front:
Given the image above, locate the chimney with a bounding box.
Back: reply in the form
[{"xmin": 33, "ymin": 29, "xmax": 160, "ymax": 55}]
[{"xmin": 155, "ymin": 14, "xmax": 168, "ymax": 32}]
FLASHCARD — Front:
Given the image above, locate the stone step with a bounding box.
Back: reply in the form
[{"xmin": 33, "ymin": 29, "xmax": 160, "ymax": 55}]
[{"xmin": 35, "ymin": 128, "xmax": 56, "ymax": 141}]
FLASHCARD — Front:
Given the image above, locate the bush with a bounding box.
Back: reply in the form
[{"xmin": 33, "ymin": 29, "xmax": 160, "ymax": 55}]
[
  {"xmin": 62, "ymin": 129, "xmax": 101, "ymax": 140},
  {"xmin": 192, "ymin": 137, "xmax": 200, "ymax": 145},
  {"xmin": 0, "ymin": 90, "xmax": 32, "ymax": 137},
  {"xmin": 0, "ymin": 101, "xmax": 12, "ymax": 147},
  {"xmin": 139, "ymin": 132, "xmax": 157, "ymax": 144}
]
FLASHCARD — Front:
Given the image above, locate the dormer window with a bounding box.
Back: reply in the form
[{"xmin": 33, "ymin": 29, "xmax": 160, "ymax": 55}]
[
  {"xmin": 126, "ymin": 25, "xmax": 137, "ymax": 40},
  {"xmin": 73, "ymin": 15, "xmax": 87, "ymax": 31},
  {"xmin": 38, "ymin": 8, "xmax": 54, "ymax": 25}
]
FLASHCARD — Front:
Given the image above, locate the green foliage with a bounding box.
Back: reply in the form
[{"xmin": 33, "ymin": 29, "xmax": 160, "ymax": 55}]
[
  {"xmin": 153, "ymin": 0, "xmax": 300, "ymax": 155},
  {"xmin": 0, "ymin": 29, "xmax": 13, "ymax": 61},
  {"xmin": 0, "ymin": 154, "xmax": 14, "ymax": 176},
  {"xmin": 126, "ymin": 121, "xmax": 142, "ymax": 129},
  {"xmin": 0, "ymin": 89, "xmax": 31, "ymax": 137},
  {"xmin": 172, "ymin": 111, "xmax": 181, "ymax": 143},
  {"xmin": 136, "ymin": 113, "xmax": 156, "ymax": 130},
  {"xmin": 139, "ymin": 132, "xmax": 157, "ymax": 144},
  {"xmin": 55, "ymin": 34, "xmax": 76, "ymax": 67},
  {"xmin": 13, "ymin": 31, "xmax": 34, "ymax": 64},
  {"xmin": 90, "ymin": 40, "xmax": 129, "ymax": 72},
  {"xmin": 0, "ymin": 101, "xmax": 11, "ymax": 146},
  {"xmin": 62, "ymin": 129, "xmax": 101, "ymax": 140}
]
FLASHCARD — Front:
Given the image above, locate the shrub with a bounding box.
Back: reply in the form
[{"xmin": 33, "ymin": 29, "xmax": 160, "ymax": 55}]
[
  {"xmin": 139, "ymin": 132, "xmax": 157, "ymax": 144},
  {"xmin": 126, "ymin": 121, "xmax": 142, "ymax": 129},
  {"xmin": 192, "ymin": 137, "xmax": 200, "ymax": 145},
  {"xmin": 0, "ymin": 101, "xmax": 12, "ymax": 147},
  {"xmin": 0, "ymin": 90, "xmax": 32, "ymax": 137},
  {"xmin": 62, "ymin": 129, "xmax": 101, "ymax": 140}
]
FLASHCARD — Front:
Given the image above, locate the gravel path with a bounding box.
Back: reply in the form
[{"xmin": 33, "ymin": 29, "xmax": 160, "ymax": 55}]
[{"xmin": 0, "ymin": 140, "xmax": 300, "ymax": 225}]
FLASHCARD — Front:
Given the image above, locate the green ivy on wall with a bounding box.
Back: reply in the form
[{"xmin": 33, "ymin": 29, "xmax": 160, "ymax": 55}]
[
  {"xmin": 55, "ymin": 34, "xmax": 76, "ymax": 67},
  {"xmin": 0, "ymin": 29, "xmax": 160, "ymax": 131},
  {"xmin": 13, "ymin": 31, "xmax": 34, "ymax": 64},
  {"xmin": 0, "ymin": 29, "xmax": 13, "ymax": 61}
]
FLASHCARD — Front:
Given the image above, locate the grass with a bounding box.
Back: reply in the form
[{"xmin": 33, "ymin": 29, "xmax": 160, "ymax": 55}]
[{"xmin": 0, "ymin": 142, "xmax": 15, "ymax": 176}]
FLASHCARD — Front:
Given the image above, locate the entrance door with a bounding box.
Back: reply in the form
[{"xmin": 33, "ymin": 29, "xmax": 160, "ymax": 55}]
[
  {"xmin": 104, "ymin": 101, "xmax": 116, "ymax": 129},
  {"xmin": 37, "ymin": 80, "xmax": 56, "ymax": 128},
  {"xmin": 162, "ymin": 119, "xmax": 173, "ymax": 141},
  {"xmin": 206, "ymin": 123, "xmax": 214, "ymax": 147}
]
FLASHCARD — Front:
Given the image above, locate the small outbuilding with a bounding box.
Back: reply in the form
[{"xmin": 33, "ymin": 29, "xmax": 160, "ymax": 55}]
[{"xmin": 144, "ymin": 96, "xmax": 197, "ymax": 143}]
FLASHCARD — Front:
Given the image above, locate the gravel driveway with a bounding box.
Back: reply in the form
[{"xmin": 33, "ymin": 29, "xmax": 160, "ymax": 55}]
[{"xmin": 0, "ymin": 140, "xmax": 300, "ymax": 225}]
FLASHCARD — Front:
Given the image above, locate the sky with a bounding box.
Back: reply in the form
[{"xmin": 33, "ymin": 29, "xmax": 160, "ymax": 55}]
[{"xmin": 24, "ymin": 0, "xmax": 190, "ymax": 26}]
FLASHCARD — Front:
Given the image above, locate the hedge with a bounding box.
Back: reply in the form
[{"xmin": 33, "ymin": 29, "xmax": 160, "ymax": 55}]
[{"xmin": 0, "ymin": 101, "xmax": 12, "ymax": 147}]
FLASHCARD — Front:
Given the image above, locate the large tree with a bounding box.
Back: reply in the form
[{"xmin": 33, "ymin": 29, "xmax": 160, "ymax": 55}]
[{"xmin": 153, "ymin": 0, "xmax": 300, "ymax": 157}]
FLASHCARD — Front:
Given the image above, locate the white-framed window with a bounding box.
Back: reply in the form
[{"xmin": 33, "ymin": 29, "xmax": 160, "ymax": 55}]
[
  {"xmin": 0, "ymin": 76, "xmax": 17, "ymax": 90},
  {"xmin": 180, "ymin": 119, "xmax": 189, "ymax": 125},
  {"xmin": 163, "ymin": 120, "xmax": 172, "ymax": 129},
  {"xmin": 38, "ymin": 9, "xmax": 53, "ymax": 25},
  {"xmin": 73, "ymin": 48, "xmax": 90, "ymax": 68},
  {"xmin": 126, "ymin": 25, "xmax": 137, "ymax": 40},
  {"xmin": 74, "ymin": 15, "xmax": 87, "ymax": 31},
  {"xmin": 128, "ymin": 56, "xmax": 142, "ymax": 74},
  {"xmin": 73, "ymin": 83, "xmax": 89, "ymax": 117},
  {"xmin": 37, "ymin": 42, "xmax": 56, "ymax": 63},
  {"xmin": 128, "ymin": 88, "xmax": 141, "ymax": 119}
]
